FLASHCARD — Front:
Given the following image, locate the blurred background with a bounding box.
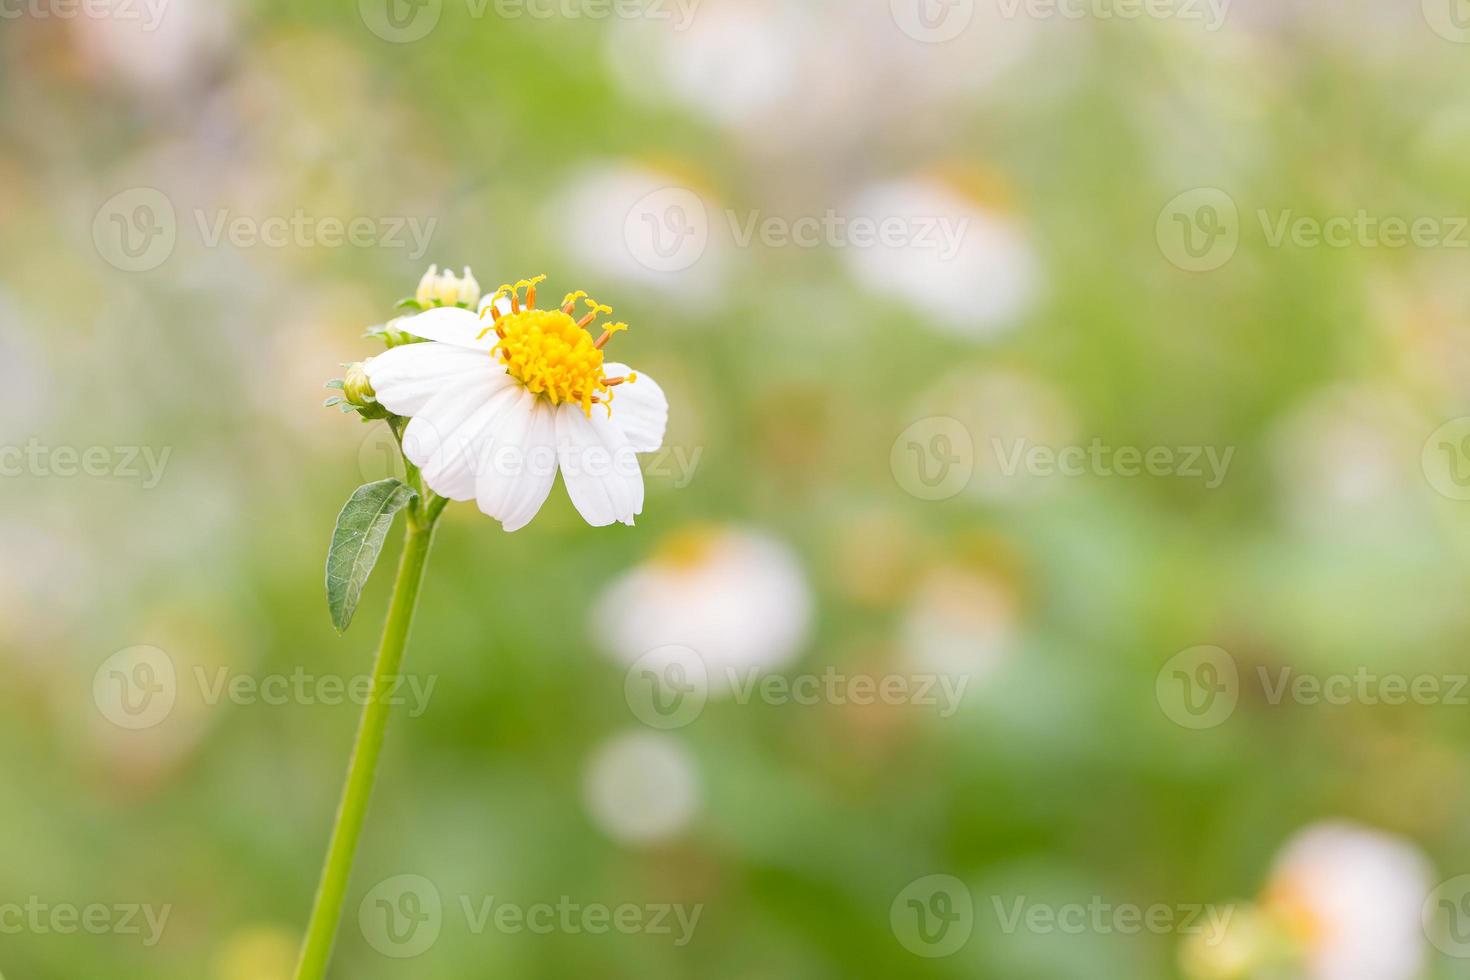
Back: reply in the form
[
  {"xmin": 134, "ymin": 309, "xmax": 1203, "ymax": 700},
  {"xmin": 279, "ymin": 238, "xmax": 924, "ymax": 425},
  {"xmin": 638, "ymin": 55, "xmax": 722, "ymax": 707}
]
[{"xmin": 6, "ymin": 0, "xmax": 1470, "ymax": 977}]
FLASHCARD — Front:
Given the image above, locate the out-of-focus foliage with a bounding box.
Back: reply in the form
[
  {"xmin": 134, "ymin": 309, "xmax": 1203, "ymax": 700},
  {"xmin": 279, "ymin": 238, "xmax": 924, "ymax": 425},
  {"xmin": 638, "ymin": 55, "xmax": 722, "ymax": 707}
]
[{"xmin": 4, "ymin": 0, "xmax": 1470, "ymax": 977}]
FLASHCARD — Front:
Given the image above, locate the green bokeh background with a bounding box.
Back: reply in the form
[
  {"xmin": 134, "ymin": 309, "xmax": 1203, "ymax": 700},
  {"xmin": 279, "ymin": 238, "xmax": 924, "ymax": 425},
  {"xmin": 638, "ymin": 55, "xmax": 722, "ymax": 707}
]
[{"xmin": 5, "ymin": 1, "xmax": 1470, "ymax": 977}]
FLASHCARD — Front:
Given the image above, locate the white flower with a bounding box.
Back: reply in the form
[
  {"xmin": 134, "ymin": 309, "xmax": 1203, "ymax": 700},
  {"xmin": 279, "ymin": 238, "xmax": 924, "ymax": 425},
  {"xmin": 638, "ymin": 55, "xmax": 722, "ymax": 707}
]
[
  {"xmin": 547, "ymin": 163, "xmax": 730, "ymax": 307},
  {"xmin": 1262, "ymin": 821, "xmax": 1432, "ymax": 980},
  {"xmin": 414, "ymin": 264, "xmax": 481, "ymax": 309},
  {"xmin": 582, "ymin": 731, "xmax": 700, "ymax": 844},
  {"xmin": 845, "ymin": 176, "xmax": 1040, "ymax": 339},
  {"xmin": 364, "ymin": 276, "xmax": 669, "ymax": 531},
  {"xmin": 900, "ymin": 563, "xmax": 1019, "ymax": 693},
  {"xmin": 591, "ymin": 526, "xmax": 812, "ymax": 694}
]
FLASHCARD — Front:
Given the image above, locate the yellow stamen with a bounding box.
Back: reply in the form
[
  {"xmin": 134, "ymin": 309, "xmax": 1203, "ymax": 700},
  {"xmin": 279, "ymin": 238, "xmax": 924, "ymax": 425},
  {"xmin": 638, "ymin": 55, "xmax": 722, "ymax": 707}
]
[
  {"xmin": 595, "ymin": 322, "xmax": 629, "ymax": 349},
  {"xmin": 489, "ymin": 279, "xmax": 631, "ymax": 417}
]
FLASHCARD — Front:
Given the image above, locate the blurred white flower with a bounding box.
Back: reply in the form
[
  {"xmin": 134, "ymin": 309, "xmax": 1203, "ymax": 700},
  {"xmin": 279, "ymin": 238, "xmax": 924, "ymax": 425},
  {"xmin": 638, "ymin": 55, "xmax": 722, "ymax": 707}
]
[
  {"xmin": 917, "ymin": 367, "xmax": 1077, "ymax": 502},
  {"xmin": 900, "ymin": 563, "xmax": 1019, "ymax": 691},
  {"xmin": 583, "ymin": 731, "xmax": 699, "ymax": 844},
  {"xmin": 366, "ymin": 278, "xmax": 668, "ymax": 531},
  {"xmin": 1225, "ymin": 0, "xmax": 1427, "ymax": 59},
  {"xmin": 547, "ymin": 163, "xmax": 730, "ymax": 307},
  {"xmin": 605, "ymin": 0, "xmax": 1048, "ymax": 155},
  {"xmin": 592, "ymin": 526, "xmax": 813, "ymax": 694},
  {"xmin": 1262, "ymin": 822, "xmax": 1432, "ymax": 980},
  {"xmin": 605, "ymin": 0, "xmax": 803, "ymax": 128},
  {"xmin": 845, "ymin": 177, "xmax": 1040, "ymax": 339},
  {"xmin": 71, "ymin": 0, "xmax": 235, "ymax": 94},
  {"xmin": 1267, "ymin": 385, "xmax": 1419, "ymax": 535}
]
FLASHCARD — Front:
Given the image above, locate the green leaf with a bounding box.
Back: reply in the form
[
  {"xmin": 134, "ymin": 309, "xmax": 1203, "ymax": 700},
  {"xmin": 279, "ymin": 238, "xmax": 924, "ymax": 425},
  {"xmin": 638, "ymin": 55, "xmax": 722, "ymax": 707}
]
[
  {"xmin": 395, "ymin": 297, "xmax": 423, "ymax": 311},
  {"xmin": 325, "ymin": 479, "xmax": 417, "ymax": 633}
]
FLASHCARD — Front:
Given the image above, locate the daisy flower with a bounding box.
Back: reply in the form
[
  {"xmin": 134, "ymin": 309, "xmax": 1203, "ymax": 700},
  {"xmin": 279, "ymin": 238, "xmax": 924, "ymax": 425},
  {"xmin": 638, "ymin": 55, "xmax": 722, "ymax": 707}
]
[
  {"xmin": 591, "ymin": 525, "xmax": 812, "ymax": 694},
  {"xmin": 363, "ymin": 275, "xmax": 668, "ymax": 531},
  {"xmin": 1261, "ymin": 822, "xmax": 1432, "ymax": 980}
]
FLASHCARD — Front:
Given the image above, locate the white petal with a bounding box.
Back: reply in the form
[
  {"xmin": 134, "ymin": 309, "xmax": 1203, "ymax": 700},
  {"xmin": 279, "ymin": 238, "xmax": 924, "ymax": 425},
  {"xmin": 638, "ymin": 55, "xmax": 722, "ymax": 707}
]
[
  {"xmin": 476, "ymin": 391, "xmax": 559, "ymax": 532},
  {"xmin": 408, "ymin": 383, "xmax": 524, "ymax": 501},
  {"xmin": 555, "ymin": 403, "xmax": 645, "ymax": 527},
  {"xmin": 402, "ymin": 306, "xmax": 496, "ymax": 350},
  {"xmin": 604, "ymin": 362, "xmax": 668, "ymax": 454},
  {"xmin": 399, "ymin": 373, "xmax": 515, "ymax": 501},
  {"xmin": 365, "ymin": 342, "xmax": 507, "ymax": 417}
]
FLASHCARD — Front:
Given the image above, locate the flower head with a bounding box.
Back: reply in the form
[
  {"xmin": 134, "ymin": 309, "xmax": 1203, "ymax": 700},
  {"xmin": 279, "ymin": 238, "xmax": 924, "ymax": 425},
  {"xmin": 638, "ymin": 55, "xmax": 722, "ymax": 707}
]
[{"xmin": 365, "ymin": 276, "xmax": 668, "ymax": 531}]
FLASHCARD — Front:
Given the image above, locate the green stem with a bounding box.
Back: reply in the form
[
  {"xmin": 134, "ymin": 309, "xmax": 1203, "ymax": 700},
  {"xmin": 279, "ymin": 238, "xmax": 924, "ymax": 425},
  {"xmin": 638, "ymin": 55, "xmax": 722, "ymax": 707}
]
[{"xmin": 294, "ymin": 518, "xmax": 437, "ymax": 980}]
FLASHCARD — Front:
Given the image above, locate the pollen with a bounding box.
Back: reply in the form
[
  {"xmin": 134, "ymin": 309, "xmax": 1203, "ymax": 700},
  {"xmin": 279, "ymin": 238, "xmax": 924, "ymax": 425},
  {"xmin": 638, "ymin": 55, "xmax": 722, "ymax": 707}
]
[{"xmin": 480, "ymin": 277, "xmax": 632, "ymax": 416}]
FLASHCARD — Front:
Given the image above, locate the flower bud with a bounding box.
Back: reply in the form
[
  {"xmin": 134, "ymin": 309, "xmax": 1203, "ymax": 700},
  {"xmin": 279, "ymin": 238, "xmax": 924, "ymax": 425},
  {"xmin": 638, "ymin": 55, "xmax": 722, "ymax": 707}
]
[
  {"xmin": 414, "ymin": 264, "xmax": 481, "ymax": 308},
  {"xmin": 415, "ymin": 264, "xmax": 440, "ymax": 307},
  {"xmin": 343, "ymin": 362, "xmax": 376, "ymax": 408},
  {"xmin": 457, "ymin": 266, "xmax": 481, "ymax": 308}
]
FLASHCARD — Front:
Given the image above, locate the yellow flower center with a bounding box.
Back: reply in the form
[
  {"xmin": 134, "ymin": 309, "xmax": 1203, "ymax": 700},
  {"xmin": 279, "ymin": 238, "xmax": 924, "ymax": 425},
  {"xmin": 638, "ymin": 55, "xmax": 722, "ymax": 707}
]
[
  {"xmin": 480, "ymin": 276, "xmax": 633, "ymax": 416},
  {"xmin": 654, "ymin": 525, "xmax": 725, "ymax": 570}
]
